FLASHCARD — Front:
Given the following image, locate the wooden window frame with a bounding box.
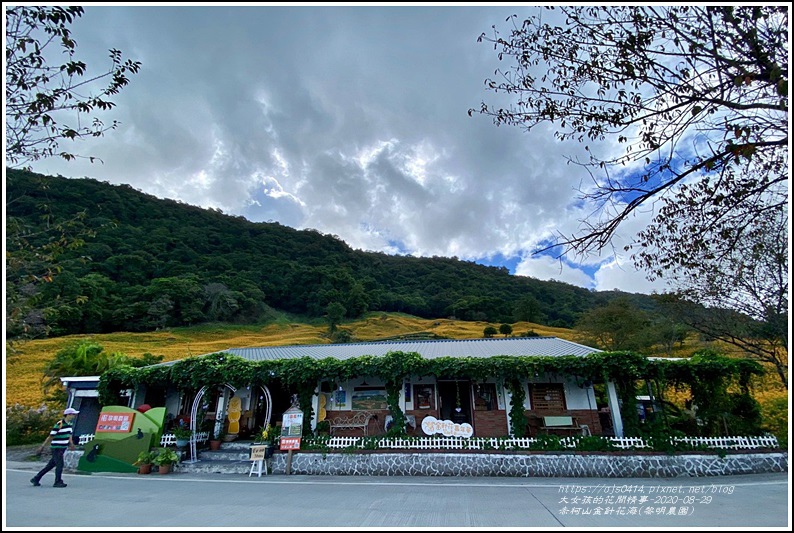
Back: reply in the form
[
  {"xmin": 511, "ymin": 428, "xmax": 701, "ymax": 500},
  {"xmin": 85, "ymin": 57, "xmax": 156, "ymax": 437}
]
[{"xmin": 529, "ymin": 383, "xmax": 567, "ymax": 412}]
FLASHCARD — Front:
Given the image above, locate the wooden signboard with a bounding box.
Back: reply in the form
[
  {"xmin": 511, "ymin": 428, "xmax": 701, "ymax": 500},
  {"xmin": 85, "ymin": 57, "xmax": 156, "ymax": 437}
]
[{"xmin": 250, "ymin": 445, "xmax": 268, "ymax": 461}]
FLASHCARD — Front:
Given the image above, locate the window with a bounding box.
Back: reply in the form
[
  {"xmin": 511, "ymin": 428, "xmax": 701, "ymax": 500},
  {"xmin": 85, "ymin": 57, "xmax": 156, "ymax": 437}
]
[
  {"xmin": 530, "ymin": 384, "xmax": 566, "ymax": 411},
  {"xmin": 473, "ymin": 383, "xmax": 497, "ymax": 411},
  {"xmin": 413, "ymin": 384, "xmax": 435, "ymax": 410}
]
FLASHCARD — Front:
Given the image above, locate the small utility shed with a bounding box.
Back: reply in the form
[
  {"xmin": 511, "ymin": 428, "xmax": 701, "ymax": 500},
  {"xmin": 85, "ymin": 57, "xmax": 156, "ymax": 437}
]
[
  {"xmin": 59, "ymin": 375, "xmax": 103, "ymax": 440},
  {"xmin": 145, "ymin": 337, "xmax": 624, "ymax": 438}
]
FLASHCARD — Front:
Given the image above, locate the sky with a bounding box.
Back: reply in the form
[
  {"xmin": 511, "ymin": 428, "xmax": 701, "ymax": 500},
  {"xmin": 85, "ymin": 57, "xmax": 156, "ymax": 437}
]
[{"xmin": 15, "ymin": 3, "xmax": 671, "ymax": 295}]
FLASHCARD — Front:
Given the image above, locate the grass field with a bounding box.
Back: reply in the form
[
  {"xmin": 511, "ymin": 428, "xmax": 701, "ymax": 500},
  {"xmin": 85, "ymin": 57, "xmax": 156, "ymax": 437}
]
[{"xmin": 5, "ymin": 313, "xmax": 579, "ymax": 407}]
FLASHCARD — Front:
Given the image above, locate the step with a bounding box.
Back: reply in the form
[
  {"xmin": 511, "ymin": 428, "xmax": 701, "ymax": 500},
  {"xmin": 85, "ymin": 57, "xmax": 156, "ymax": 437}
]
[{"xmin": 176, "ymin": 440, "xmax": 274, "ymax": 475}]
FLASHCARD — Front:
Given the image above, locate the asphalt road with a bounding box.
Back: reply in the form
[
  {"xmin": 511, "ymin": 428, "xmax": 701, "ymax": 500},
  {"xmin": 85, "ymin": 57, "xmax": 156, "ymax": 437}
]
[{"xmin": 4, "ymin": 457, "xmax": 790, "ymax": 530}]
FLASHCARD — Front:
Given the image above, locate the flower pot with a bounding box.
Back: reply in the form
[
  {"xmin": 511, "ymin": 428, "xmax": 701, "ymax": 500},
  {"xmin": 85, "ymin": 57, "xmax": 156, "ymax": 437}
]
[
  {"xmin": 137, "ymin": 464, "xmax": 152, "ymax": 475},
  {"xmin": 209, "ymin": 439, "xmax": 221, "ymax": 451},
  {"xmin": 175, "ymin": 438, "xmax": 190, "ymax": 448},
  {"xmin": 158, "ymin": 464, "xmax": 171, "ymax": 474}
]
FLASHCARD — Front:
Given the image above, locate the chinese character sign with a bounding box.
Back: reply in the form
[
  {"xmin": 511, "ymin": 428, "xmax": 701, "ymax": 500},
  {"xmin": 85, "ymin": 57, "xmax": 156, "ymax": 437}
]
[
  {"xmin": 95, "ymin": 412, "xmax": 135, "ymax": 433},
  {"xmin": 281, "ymin": 407, "xmax": 303, "ymax": 450},
  {"xmin": 280, "ymin": 437, "xmax": 301, "ymax": 450},
  {"xmin": 281, "ymin": 410, "xmax": 303, "ymax": 437},
  {"xmin": 420, "ymin": 415, "xmax": 473, "ymax": 438}
]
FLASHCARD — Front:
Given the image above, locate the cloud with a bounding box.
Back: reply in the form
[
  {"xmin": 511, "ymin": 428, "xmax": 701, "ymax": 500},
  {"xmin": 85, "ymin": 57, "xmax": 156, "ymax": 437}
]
[{"xmin": 21, "ymin": 6, "xmax": 670, "ymax": 295}]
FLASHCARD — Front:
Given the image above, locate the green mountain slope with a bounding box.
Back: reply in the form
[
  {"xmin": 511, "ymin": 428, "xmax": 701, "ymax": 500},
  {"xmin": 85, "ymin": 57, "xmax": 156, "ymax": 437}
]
[{"xmin": 7, "ymin": 169, "xmax": 659, "ymax": 338}]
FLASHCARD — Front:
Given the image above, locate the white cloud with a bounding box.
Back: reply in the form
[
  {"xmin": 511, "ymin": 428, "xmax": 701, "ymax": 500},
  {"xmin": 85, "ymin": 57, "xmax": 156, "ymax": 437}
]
[{"xmin": 20, "ymin": 5, "xmax": 673, "ymax": 295}]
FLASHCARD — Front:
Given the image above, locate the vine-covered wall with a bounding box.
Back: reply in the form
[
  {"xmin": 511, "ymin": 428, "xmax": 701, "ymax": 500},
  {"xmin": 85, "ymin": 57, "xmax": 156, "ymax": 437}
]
[{"xmin": 99, "ymin": 349, "xmax": 764, "ymax": 438}]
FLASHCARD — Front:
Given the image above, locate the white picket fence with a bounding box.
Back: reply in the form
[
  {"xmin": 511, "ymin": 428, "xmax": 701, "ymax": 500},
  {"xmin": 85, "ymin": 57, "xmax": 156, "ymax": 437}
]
[
  {"xmin": 78, "ymin": 431, "xmax": 210, "ymax": 446},
  {"xmin": 302, "ymin": 434, "xmax": 780, "ymax": 451},
  {"xmin": 78, "ymin": 432, "xmax": 778, "ymax": 450}
]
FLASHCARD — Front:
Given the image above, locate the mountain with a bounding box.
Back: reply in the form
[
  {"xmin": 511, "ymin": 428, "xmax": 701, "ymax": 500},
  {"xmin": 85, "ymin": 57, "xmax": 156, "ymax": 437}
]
[{"xmin": 7, "ymin": 169, "xmax": 660, "ymax": 338}]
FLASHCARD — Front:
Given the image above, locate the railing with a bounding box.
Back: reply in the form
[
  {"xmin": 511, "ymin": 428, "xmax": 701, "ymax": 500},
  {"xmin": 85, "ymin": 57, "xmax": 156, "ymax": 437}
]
[
  {"xmin": 78, "ymin": 431, "xmax": 210, "ymax": 447},
  {"xmin": 76, "ymin": 432, "xmax": 779, "ymax": 450},
  {"xmin": 300, "ymin": 434, "xmax": 780, "ymax": 451}
]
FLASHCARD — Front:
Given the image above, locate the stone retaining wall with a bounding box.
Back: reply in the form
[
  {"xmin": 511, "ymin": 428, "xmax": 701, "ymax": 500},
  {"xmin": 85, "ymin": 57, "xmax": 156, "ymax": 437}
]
[
  {"xmin": 64, "ymin": 449, "xmax": 787, "ymax": 477},
  {"xmin": 269, "ymin": 451, "xmax": 788, "ymax": 478}
]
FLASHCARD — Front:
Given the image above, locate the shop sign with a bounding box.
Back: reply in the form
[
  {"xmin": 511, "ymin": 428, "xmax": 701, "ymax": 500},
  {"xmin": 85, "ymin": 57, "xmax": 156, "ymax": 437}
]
[
  {"xmin": 280, "ymin": 437, "xmax": 301, "ymax": 450},
  {"xmin": 420, "ymin": 415, "xmax": 474, "ymax": 438},
  {"xmin": 95, "ymin": 412, "xmax": 135, "ymax": 433}
]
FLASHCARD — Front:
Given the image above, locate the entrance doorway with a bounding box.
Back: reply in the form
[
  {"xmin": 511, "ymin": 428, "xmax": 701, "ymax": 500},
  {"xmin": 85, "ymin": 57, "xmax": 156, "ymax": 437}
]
[
  {"xmin": 437, "ymin": 379, "xmax": 473, "ymax": 426},
  {"xmin": 252, "ymin": 380, "xmax": 291, "ymax": 430}
]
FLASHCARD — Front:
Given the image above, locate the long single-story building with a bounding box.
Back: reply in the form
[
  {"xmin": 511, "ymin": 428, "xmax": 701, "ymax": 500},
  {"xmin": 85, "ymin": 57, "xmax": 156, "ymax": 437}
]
[{"xmin": 68, "ymin": 336, "xmax": 629, "ymax": 440}]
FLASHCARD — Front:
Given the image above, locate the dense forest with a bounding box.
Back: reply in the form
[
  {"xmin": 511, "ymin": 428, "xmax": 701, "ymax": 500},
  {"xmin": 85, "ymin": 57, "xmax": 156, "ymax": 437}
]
[{"xmin": 7, "ymin": 169, "xmax": 662, "ymax": 338}]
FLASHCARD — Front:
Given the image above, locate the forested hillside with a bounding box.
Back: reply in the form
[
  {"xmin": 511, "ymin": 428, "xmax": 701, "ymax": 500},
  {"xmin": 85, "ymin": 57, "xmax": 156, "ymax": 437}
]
[{"xmin": 7, "ymin": 169, "xmax": 660, "ymax": 338}]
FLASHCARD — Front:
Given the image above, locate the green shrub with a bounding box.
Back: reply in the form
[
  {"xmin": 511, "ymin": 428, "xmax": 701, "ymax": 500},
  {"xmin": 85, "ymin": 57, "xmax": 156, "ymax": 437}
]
[
  {"xmin": 528, "ymin": 434, "xmax": 564, "ymax": 451},
  {"xmin": 5, "ymin": 403, "xmax": 61, "ymax": 446},
  {"xmin": 572, "ymin": 435, "xmax": 618, "ymax": 452},
  {"xmin": 759, "ymin": 395, "xmax": 788, "ymax": 449}
]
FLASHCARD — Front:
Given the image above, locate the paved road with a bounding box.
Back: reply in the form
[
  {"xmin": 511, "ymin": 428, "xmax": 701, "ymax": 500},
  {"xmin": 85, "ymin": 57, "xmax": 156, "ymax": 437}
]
[{"xmin": 4, "ymin": 460, "xmax": 790, "ymax": 529}]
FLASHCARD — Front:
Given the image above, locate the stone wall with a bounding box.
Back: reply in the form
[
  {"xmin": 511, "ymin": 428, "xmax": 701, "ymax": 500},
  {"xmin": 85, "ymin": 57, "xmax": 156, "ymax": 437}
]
[
  {"xmin": 270, "ymin": 451, "xmax": 788, "ymax": 478},
  {"xmin": 63, "ymin": 449, "xmax": 788, "ymax": 478}
]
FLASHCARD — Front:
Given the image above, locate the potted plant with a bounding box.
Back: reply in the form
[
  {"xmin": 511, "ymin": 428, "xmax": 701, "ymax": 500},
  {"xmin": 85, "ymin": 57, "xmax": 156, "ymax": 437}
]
[
  {"xmin": 172, "ymin": 425, "xmax": 193, "ymax": 448},
  {"xmin": 209, "ymin": 424, "xmax": 226, "ymax": 451},
  {"xmin": 254, "ymin": 424, "xmax": 276, "ymax": 458},
  {"xmin": 153, "ymin": 448, "xmax": 180, "ymax": 474},
  {"xmin": 133, "ymin": 449, "xmax": 158, "ymax": 475}
]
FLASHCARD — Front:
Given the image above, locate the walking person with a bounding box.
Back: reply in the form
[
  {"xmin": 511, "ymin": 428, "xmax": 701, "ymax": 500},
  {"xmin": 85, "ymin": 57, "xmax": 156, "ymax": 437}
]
[{"xmin": 31, "ymin": 407, "xmax": 79, "ymax": 488}]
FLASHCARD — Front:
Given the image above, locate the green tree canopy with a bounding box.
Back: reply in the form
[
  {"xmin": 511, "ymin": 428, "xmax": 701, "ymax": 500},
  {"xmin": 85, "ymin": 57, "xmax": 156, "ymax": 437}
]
[{"xmin": 5, "ymin": 6, "xmax": 141, "ymax": 167}]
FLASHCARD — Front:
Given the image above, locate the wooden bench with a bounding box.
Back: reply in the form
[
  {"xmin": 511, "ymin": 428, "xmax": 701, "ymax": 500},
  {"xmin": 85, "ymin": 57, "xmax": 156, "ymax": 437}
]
[
  {"xmin": 329, "ymin": 411, "xmax": 376, "ymax": 436},
  {"xmin": 539, "ymin": 415, "xmax": 590, "ymax": 436}
]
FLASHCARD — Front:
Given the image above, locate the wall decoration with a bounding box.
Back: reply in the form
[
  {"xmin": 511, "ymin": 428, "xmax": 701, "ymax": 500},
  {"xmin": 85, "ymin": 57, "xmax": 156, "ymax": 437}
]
[
  {"xmin": 351, "ymin": 387, "xmax": 388, "ymax": 410},
  {"xmin": 334, "ymin": 389, "xmax": 346, "ymax": 406}
]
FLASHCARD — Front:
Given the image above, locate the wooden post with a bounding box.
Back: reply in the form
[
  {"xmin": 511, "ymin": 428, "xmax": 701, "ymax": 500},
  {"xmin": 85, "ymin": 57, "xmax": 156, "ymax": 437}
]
[{"xmin": 285, "ymin": 449, "xmax": 293, "ymax": 475}]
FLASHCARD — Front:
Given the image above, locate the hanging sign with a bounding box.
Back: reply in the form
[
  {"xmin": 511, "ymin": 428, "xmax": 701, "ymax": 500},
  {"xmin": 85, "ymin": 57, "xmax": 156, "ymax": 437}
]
[{"xmin": 279, "ymin": 437, "xmax": 301, "ymax": 450}]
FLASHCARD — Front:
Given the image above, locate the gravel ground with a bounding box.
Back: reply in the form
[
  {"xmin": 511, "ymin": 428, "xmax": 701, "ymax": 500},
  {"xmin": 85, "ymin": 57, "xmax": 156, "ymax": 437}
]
[{"xmin": 5, "ymin": 444, "xmax": 49, "ymax": 464}]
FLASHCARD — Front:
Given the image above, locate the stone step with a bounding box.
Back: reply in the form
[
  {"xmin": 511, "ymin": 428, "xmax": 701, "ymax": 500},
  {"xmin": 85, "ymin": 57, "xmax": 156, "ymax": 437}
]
[
  {"xmin": 176, "ymin": 458, "xmax": 259, "ymax": 475},
  {"xmin": 198, "ymin": 449, "xmax": 252, "ymax": 461},
  {"xmin": 176, "ymin": 440, "xmax": 274, "ymax": 475}
]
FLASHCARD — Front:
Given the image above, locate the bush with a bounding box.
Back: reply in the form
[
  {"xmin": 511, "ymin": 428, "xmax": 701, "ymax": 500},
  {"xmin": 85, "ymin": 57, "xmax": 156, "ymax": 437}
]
[
  {"xmin": 528, "ymin": 434, "xmax": 564, "ymax": 451},
  {"xmin": 5, "ymin": 404, "xmax": 61, "ymax": 446},
  {"xmin": 572, "ymin": 435, "xmax": 618, "ymax": 452},
  {"xmin": 759, "ymin": 395, "xmax": 788, "ymax": 448}
]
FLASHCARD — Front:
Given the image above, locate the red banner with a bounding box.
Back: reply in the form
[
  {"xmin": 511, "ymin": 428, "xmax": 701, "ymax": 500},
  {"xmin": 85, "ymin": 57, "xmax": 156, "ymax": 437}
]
[{"xmin": 279, "ymin": 437, "xmax": 301, "ymax": 450}]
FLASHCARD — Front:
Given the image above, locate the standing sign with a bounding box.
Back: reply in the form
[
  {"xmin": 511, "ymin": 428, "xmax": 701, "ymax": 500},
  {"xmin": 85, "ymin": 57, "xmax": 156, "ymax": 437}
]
[{"xmin": 280, "ymin": 407, "xmax": 303, "ymax": 451}]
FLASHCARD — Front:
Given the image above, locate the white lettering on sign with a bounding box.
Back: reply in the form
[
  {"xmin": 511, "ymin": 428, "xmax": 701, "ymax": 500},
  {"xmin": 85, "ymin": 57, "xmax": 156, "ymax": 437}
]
[{"xmin": 420, "ymin": 415, "xmax": 473, "ymax": 438}]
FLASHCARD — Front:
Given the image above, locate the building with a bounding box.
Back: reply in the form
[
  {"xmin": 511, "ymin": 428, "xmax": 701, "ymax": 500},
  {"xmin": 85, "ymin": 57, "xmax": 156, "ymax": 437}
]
[{"xmin": 113, "ymin": 336, "xmax": 626, "ymax": 440}]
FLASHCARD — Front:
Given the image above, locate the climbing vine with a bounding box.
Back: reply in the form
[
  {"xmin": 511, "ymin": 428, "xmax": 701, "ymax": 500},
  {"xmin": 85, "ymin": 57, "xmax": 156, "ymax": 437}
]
[
  {"xmin": 504, "ymin": 378, "xmax": 528, "ymax": 437},
  {"xmin": 97, "ymin": 349, "xmax": 765, "ymax": 437}
]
